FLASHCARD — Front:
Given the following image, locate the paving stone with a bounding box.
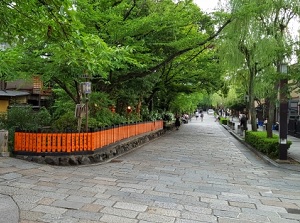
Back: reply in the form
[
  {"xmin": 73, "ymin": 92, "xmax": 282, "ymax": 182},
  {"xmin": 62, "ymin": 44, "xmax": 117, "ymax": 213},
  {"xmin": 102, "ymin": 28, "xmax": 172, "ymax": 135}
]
[
  {"xmin": 101, "ymin": 206, "xmax": 138, "ymax": 218},
  {"xmin": 10, "ymin": 181, "xmax": 35, "ymax": 189},
  {"xmin": 19, "ymin": 220, "xmax": 44, "ymax": 223},
  {"xmin": 100, "ymin": 214, "xmax": 138, "ymax": 223},
  {"xmin": 113, "ymin": 201, "xmax": 148, "ymax": 212},
  {"xmin": 65, "ymin": 195, "xmax": 96, "ymax": 204},
  {"xmin": 153, "ymin": 201, "xmax": 184, "ymax": 211},
  {"xmin": 34, "ymin": 191, "xmax": 69, "ymax": 200},
  {"xmin": 260, "ymin": 199, "xmax": 299, "ymax": 209},
  {"xmin": 174, "ymin": 219, "xmax": 209, "ymax": 223},
  {"xmin": 37, "ymin": 198, "xmax": 56, "ymax": 205},
  {"xmin": 17, "ymin": 202, "xmax": 38, "ymax": 211},
  {"xmin": 120, "ymin": 187, "xmax": 144, "ymax": 193},
  {"xmin": 137, "ymin": 212, "xmax": 175, "ymax": 223},
  {"xmin": 218, "ymin": 217, "xmax": 260, "ymax": 223},
  {"xmin": 143, "ymin": 190, "xmax": 171, "ymax": 198},
  {"xmin": 229, "ymin": 201, "xmax": 256, "ymax": 209},
  {"xmin": 213, "ymin": 209, "xmax": 239, "ymax": 218},
  {"xmin": 56, "ymin": 183, "xmax": 82, "ymax": 190},
  {"xmin": 31, "ymin": 205, "xmax": 67, "ymax": 215},
  {"xmin": 2, "ymin": 117, "xmax": 300, "ymax": 223},
  {"xmin": 19, "ymin": 211, "xmax": 44, "ymax": 221},
  {"xmin": 237, "ymin": 212, "xmax": 270, "ymax": 222},
  {"xmin": 81, "ymin": 204, "xmax": 104, "ymax": 212},
  {"xmin": 209, "ymin": 203, "xmax": 241, "ymax": 212},
  {"xmin": 1, "ymin": 172, "xmax": 23, "ymax": 180},
  {"xmin": 279, "ymin": 212, "xmax": 300, "ymax": 221},
  {"xmin": 93, "ymin": 198, "xmax": 117, "ymax": 207},
  {"xmin": 52, "ymin": 200, "xmax": 85, "ymax": 210},
  {"xmin": 180, "ymin": 211, "xmax": 218, "ymax": 222},
  {"xmin": 40, "ymin": 213, "xmax": 79, "ymax": 223},
  {"xmin": 0, "ymin": 167, "xmax": 20, "ymax": 174},
  {"xmin": 67, "ymin": 189, "xmax": 97, "ymax": 197},
  {"xmin": 117, "ymin": 182, "xmax": 154, "ymax": 190},
  {"xmin": 64, "ymin": 210, "xmax": 103, "ymax": 221},
  {"xmin": 267, "ymin": 215, "xmax": 300, "ymax": 223},
  {"xmin": 93, "ymin": 176, "xmax": 118, "ymax": 182},
  {"xmin": 80, "ymin": 186, "xmax": 106, "ymax": 193},
  {"xmin": 147, "ymin": 206, "xmax": 181, "ymax": 217}
]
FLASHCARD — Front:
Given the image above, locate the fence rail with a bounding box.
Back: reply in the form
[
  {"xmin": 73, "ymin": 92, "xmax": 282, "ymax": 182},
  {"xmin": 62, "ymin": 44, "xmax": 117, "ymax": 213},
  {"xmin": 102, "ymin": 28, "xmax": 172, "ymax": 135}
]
[{"xmin": 14, "ymin": 121, "xmax": 163, "ymax": 153}]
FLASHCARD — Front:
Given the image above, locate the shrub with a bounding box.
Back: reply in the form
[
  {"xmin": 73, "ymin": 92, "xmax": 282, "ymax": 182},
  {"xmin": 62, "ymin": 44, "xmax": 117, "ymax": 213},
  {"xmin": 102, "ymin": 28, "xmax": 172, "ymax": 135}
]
[
  {"xmin": 2, "ymin": 106, "xmax": 53, "ymax": 152},
  {"xmin": 245, "ymin": 131, "xmax": 292, "ymax": 159},
  {"xmin": 34, "ymin": 107, "xmax": 52, "ymax": 127},
  {"xmin": 162, "ymin": 112, "xmax": 174, "ymax": 122},
  {"xmin": 219, "ymin": 117, "xmax": 229, "ymax": 125},
  {"xmin": 51, "ymin": 112, "xmax": 77, "ymax": 131}
]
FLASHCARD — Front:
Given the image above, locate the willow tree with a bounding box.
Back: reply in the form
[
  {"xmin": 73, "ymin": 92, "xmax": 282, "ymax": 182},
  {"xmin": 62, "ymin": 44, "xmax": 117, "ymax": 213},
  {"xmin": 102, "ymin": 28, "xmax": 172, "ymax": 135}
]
[
  {"xmin": 218, "ymin": 5, "xmax": 270, "ymax": 131},
  {"xmin": 255, "ymin": 0, "xmax": 299, "ymax": 137},
  {"xmin": 218, "ymin": 0, "xmax": 299, "ymax": 133}
]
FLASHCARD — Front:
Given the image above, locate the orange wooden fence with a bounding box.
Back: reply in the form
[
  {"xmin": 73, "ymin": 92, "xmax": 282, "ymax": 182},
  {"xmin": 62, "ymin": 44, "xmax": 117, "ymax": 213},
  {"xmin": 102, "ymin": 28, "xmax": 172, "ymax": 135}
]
[{"xmin": 14, "ymin": 121, "xmax": 163, "ymax": 153}]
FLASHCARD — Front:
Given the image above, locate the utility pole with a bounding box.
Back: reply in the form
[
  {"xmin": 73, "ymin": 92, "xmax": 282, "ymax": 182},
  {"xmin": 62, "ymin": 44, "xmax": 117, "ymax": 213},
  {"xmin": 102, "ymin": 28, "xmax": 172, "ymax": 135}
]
[{"xmin": 279, "ymin": 63, "xmax": 288, "ymax": 160}]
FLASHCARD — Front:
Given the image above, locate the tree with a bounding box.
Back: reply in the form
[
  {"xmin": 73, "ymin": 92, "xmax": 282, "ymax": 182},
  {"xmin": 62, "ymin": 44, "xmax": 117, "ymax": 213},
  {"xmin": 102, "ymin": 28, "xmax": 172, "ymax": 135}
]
[
  {"xmin": 0, "ymin": 0, "xmax": 231, "ymax": 123},
  {"xmin": 218, "ymin": 0, "xmax": 299, "ymax": 135}
]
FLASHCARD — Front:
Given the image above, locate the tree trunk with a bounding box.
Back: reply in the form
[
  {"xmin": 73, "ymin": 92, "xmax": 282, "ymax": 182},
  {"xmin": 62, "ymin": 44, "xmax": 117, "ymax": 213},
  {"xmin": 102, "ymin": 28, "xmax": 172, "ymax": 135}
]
[{"xmin": 267, "ymin": 101, "xmax": 275, "ymax": 137}]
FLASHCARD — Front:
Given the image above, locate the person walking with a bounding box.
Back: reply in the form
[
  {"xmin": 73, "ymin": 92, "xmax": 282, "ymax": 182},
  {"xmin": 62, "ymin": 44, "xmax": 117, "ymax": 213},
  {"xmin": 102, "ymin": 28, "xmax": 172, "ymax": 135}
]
[
  {"xmin": 195, "ymin": 111, "xmax": 199, "ymax": 120},
  {"xmin": 240, "ymin": 114, "xmax": 248, "ymax": 136},
  {"xmin": 200, "ymin": 112, "xmax": 204, "ymax": 122},
  {"xmin": 175, "ymin": 115, "xmax": 181, "ymax": 130}
]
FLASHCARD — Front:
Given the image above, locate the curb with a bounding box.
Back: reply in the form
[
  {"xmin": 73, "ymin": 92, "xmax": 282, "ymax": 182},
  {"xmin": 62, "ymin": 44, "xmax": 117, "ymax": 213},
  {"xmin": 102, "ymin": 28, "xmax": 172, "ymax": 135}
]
[{"xmin": 222, "ymin": 124, "xmax": 300, "ymax": 172}]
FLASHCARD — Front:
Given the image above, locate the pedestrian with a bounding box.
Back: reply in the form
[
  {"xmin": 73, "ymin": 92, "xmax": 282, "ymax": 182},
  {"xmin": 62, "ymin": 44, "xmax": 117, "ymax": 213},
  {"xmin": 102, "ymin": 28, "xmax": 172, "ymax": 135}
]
[
  {"xmin": 195, "ymin": 111, "xmax": 199, "ymax": 120},
  {"xmin": 240, "ymin": 114, "xmax": 248, "ymax": 134},
  {"xmin": 200, "ymin": 112, "xmax": 204, "ymax": 122},
  {"xmin": 175, "ymin": 115, "xmax": 181, "ymax": 130}
]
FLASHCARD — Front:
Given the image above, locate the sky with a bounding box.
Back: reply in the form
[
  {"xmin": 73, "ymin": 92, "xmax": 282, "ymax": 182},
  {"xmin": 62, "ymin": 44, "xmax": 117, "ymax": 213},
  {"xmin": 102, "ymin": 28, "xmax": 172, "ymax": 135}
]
[{"xmin": 193, "ymin": 0, "xmax": 220, "ymax": 12}]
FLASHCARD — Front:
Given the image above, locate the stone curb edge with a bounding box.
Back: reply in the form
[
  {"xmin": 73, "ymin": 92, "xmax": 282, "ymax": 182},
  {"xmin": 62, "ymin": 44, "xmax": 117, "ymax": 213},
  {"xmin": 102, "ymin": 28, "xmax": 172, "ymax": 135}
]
[{"xmin": 221, "ymin": 124, "xmax": 300, "ymax": 172}]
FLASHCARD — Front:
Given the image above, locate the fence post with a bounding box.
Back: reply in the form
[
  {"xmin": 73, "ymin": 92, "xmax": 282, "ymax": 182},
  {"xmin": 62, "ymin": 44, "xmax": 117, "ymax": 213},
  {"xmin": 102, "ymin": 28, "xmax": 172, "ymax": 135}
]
[{"xmin": 0, "ymin": 130, "xmax": 9, "ymax": 157}]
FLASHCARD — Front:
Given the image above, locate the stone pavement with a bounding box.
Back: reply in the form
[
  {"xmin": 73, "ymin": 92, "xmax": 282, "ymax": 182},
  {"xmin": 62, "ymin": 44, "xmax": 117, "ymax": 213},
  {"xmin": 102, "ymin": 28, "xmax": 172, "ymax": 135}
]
[
  {"xmin": 227, "ymin": 117, "xmax": 300, "ymax": 165},
  {"xmin": 0, "ymin": 115, "xmax": 300, "ymax": 223}
]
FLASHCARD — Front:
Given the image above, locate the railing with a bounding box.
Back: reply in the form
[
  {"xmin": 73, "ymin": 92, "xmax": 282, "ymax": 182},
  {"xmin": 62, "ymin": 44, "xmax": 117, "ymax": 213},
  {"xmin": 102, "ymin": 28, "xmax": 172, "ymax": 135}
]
[{"xmin": 14, "ymin": 120, "xmax": 163, "ymax": 154}]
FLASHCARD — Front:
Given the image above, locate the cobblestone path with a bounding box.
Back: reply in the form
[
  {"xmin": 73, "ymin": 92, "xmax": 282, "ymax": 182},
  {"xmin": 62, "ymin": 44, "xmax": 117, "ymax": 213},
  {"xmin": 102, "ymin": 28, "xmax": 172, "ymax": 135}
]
[{"xmin": 1, "ymin": 115, "xmax": 300, "ymax": 222}]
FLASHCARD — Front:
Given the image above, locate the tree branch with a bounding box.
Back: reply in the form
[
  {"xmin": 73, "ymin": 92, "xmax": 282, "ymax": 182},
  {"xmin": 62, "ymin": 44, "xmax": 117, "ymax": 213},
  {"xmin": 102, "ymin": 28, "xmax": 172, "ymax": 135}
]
[{"xmin": 114, "ymin": 18, "xmax": 233, "ymax": 83}]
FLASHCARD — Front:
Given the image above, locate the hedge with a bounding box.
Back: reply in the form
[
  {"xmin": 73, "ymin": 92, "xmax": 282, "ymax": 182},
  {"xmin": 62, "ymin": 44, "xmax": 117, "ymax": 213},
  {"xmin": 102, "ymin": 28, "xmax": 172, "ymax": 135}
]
[
  {"xmin": 245, "ymin": 131, "xmax": 292, "ymax": 159},
  {"xmin": 220, "ymin": 117, "xmax": 229, "ymax": 125}
]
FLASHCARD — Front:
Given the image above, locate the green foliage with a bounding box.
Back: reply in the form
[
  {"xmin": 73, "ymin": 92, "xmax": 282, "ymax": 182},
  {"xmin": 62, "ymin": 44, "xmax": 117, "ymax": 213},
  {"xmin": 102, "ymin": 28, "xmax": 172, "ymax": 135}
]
[
  {"xmin": 50, "ymin": 88, "xmax": 76, "ymax": 120},
  {"xmin": 0, "ymin": 107, "xmax": 52, "ymax": 152},
  {"xmin": 169, "ymin": 92, "xmax": 203, "ymax": 114},
  {"xmin": 219, "ymin": 117, "xmax": 229, "ymax": 125},
  {"xmin": 51, "ymin": 112, "xmax": 77, "ymax": 131},
  {"xmin": 5, "ymin": 107, "xmax": 51, "ymax": 130},
  {"xmin": 143, "ymin": 111, "xmax": 162, "ymax": 122},
  {"xmin": 0, "ymin": 0, "xmax": 228, "ymax": 120},
  {"xmin": 162, "ymin": 112, "xmax": 174, "ymax": 122},
  {"xmin": 34, "ymin": 107, "xmax": 52, "ymax": 127},
  {"xmin": 245, "ymin": 131, "xmax": 292, "ymax": 159},
  {"xmin": 94, "ymin": 108, "xmax": 127, "ymax": 127}
]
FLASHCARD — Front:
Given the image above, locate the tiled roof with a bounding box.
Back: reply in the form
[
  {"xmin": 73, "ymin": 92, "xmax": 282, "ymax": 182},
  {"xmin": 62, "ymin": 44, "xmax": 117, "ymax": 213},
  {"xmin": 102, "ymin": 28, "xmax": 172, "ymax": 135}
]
[{"xmin": 0, "ymin": 90, "xmax": 30, "ymax": 97}]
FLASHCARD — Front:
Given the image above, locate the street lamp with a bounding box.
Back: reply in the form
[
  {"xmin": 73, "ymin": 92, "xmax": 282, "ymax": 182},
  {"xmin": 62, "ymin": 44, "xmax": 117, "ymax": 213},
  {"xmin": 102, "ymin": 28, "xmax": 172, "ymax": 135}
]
[
  {"xmin": 279, "ymin": 63, "xmax": 288, "ymax": 160},
  {"xmin": 81, "ymin": 81, "xmax": 92, "ymax": 132},
  {"xmin": 126, "ymin": 106, "xmax": 132, "ymax": 123}
]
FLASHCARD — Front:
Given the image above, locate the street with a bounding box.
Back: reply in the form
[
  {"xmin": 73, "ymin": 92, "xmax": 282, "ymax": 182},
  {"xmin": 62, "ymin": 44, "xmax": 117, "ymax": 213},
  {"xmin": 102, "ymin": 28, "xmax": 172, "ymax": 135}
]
[{"xmin": 1, "ymin": 115, "xmax": 300, "ymax": 223}]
